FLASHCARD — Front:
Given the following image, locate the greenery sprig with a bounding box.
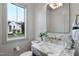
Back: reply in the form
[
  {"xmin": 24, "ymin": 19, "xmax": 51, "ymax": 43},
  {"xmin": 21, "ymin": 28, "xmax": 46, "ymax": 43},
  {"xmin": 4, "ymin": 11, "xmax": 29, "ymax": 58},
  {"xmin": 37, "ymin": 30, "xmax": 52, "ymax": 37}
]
[{"xmin": 39, "ymin": 32, "xmax": 48, "ymax": 41}]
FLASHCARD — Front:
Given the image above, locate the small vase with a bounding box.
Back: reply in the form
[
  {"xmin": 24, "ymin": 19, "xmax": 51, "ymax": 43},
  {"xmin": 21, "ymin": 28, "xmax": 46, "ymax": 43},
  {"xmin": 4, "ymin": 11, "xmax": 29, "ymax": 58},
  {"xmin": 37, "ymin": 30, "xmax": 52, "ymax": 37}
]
[
  {"xmin": 65, "ymin": 39, "xmax": 72, "ymax": 49},
  {"xmin": 43, "ymin": 36, "xmax": 48, "ymax": 42}
]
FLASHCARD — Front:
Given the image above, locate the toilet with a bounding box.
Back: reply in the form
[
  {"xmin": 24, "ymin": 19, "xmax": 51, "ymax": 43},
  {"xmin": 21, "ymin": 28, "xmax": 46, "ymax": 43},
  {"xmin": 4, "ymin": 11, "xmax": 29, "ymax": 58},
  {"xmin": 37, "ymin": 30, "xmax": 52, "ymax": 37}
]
[{"xmin": 20, "ymin": 51, "xmax": 32, "ymax": 56}]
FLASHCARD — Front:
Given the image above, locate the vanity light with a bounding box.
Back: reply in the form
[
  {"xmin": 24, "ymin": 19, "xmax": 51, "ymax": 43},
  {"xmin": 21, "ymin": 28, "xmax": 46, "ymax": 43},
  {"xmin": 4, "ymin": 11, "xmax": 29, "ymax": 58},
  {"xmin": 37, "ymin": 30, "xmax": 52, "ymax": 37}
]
[{"xmin": 48, "ymin": 3, "xmax": 63, "ymax": 9}]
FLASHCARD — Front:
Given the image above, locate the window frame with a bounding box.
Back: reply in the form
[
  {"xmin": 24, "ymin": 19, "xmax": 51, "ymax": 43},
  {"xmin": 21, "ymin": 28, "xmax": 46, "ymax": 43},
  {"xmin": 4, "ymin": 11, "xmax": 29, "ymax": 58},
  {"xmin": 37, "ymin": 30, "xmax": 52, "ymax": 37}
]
[{"xmin": 2, "ymin": 3, "xmax": 27, "ymax": 43}]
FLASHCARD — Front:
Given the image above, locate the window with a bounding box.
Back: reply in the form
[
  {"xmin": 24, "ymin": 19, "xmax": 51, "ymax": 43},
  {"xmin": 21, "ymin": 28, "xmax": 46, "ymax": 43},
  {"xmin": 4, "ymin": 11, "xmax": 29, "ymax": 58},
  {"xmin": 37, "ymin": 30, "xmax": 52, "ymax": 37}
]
[{"xmin": 7, "ymin": 3, "xmax": 26, "ymax": 40}]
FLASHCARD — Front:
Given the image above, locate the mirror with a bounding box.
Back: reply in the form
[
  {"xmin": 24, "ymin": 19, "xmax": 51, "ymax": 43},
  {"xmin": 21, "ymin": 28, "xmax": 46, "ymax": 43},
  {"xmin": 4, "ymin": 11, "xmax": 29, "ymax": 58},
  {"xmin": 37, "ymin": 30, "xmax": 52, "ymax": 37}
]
[{"xmin": 46, "ymin": 3, "xmax": 70, "ymax": 33}]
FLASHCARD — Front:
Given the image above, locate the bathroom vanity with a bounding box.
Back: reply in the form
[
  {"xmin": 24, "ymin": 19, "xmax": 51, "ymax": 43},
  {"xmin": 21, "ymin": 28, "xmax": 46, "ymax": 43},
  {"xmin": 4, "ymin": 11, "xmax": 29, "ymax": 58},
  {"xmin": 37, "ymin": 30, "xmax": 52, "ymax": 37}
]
[{"xmin": 31, "ymin": 40, "xmax": 75, "ymax": 56}]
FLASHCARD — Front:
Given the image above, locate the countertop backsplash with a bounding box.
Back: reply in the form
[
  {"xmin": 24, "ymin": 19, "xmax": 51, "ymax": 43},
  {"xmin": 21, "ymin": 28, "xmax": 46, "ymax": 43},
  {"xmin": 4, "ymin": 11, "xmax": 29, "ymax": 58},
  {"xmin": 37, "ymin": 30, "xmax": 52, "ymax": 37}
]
[{"xmin": 47, "ymin": 33, "xmax": 72, "ymax": 40}]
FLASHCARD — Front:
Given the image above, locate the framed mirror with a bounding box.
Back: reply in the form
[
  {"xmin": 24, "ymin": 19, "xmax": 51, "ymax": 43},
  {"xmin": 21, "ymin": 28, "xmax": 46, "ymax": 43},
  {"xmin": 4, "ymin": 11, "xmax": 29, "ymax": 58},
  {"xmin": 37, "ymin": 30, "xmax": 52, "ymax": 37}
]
[{"xmin": 46, "ymin": 3, "xmax": 70, "ymax": 33}]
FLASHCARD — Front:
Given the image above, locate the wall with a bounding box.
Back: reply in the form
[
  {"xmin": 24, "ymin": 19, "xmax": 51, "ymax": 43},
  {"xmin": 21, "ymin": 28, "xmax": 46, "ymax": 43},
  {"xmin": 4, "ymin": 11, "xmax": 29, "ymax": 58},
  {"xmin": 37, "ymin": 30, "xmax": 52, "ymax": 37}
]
[
  {"xmin": 0, "ymin": 3, "xmax": 35, "ymax": 56},
  {"xmin": 34, "ymin": 3, "xmax": 47, "ymax": 41}
]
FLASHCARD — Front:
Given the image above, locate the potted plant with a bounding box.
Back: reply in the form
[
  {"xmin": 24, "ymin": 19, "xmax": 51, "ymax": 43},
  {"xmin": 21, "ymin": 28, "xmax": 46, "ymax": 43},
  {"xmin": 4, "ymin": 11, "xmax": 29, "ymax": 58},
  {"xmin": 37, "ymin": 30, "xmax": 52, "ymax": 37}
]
[{"xmin": 39, "ymin": 32, "xmax": 48, "ymax": 41}]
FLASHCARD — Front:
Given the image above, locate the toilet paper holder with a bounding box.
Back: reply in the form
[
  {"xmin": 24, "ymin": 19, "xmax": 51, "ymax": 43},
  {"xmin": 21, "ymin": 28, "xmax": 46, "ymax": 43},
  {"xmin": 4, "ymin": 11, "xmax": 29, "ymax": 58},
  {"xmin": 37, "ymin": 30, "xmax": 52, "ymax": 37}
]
[{"xmin": 13, "ymin": 46, "xmax": 20, "ymax": 52}]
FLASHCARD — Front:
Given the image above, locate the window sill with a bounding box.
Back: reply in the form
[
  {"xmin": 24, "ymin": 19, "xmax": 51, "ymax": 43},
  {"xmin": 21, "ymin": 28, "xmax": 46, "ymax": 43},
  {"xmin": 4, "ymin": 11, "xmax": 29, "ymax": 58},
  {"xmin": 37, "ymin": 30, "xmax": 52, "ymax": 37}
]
[{"xmin": 7, "ymin": 37, "xmax": 26, "ymax": 43}]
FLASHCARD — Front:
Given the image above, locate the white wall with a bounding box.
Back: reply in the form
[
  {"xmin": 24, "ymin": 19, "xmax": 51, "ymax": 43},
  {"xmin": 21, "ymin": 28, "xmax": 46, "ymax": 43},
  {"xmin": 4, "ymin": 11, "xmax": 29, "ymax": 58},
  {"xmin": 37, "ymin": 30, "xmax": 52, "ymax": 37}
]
[
  {"xmin": 0, "ymin": 4, "xmax": 2, "ymax": 49},
  {"xmin": 34, "ymin": 4, "xmax": 47, "ymax": 41}
]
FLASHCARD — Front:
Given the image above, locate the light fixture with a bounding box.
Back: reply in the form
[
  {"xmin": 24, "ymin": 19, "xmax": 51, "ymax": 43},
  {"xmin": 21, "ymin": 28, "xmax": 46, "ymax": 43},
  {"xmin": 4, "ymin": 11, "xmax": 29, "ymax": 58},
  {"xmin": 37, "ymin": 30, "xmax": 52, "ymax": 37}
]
[{"xmin": 48, "ymin": 3, "xmax": 63, "ymax": 9}]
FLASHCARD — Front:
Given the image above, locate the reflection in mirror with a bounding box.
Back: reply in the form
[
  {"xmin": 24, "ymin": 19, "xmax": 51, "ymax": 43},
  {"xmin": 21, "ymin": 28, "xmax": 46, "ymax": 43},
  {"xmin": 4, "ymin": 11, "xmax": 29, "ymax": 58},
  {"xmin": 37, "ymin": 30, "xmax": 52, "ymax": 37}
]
[{"xmin": 46, "ymin": 3, "xmax": 70, "ymax": 33}]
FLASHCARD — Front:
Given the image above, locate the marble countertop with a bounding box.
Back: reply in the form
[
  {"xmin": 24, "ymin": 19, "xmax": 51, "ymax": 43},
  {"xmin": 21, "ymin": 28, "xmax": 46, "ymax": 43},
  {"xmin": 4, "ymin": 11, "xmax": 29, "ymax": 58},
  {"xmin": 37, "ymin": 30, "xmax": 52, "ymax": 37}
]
[
  {"xmin": 59, "ymin": 49, "xmax": 75, "ymax": 56},
  {"xmin": 32, "ymin": 41, "xmax": 75, "ymax": 56}
]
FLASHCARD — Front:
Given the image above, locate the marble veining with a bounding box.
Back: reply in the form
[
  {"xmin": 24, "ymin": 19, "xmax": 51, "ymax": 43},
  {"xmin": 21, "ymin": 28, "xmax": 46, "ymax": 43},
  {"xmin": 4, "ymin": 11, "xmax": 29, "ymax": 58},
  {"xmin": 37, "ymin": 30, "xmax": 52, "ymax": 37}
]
[{"xmin": 31, "ymin": 41, "xmax": 75, "ymax": 56}]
